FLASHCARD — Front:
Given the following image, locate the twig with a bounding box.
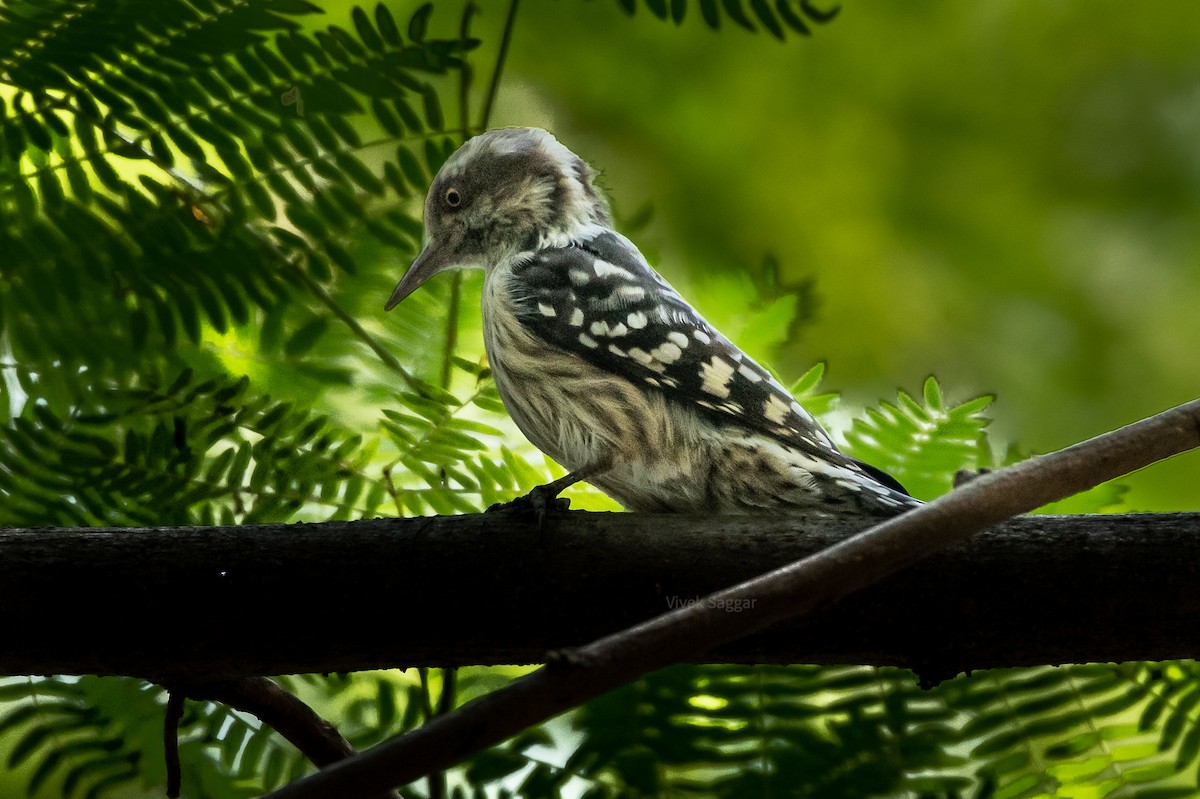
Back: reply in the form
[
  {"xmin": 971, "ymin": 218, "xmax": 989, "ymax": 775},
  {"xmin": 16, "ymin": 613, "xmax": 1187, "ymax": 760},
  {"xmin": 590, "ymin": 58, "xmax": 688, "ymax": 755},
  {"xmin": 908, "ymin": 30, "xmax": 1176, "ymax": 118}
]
[
  {"xmin": 281, "ymin": 262, "xmax": 421, "ymax": 391},
  {"xmin": 436, "ymin": 670, "xmax": 457, "ymax": 717},
  {"xmin": 458, "ymin": 3, "xmax": 477, "ymax": 138},
  {"xmin": 414, "ymin": 668, "xmax": 443, "ymax": 799},
  {"xmin": 262, "ymin": 398, "xmax": 1200, "ymax": 799},
  {"xmin": 478, "ymin": 0, "xmax": 520, "ymax": 132},
  {"xmin": 174, "ymin": 677, "xmax": 402, "ymax": 799},
  {"xmin": 164, "ymin": 690, "xmax": 185, "ymax": 798},
  {"xmin": 438, "ymin": 273, "xmax": 463, "ymax": 392}
]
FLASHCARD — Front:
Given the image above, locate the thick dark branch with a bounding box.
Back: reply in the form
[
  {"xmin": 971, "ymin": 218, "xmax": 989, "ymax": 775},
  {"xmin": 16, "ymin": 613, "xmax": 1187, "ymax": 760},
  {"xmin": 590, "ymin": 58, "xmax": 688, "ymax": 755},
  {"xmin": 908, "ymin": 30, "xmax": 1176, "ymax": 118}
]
[
  {"xmin": 1, "ymin": 512, "xmax": 1198, "ymax": 678},
  {"xmin": 262, "ymin": 399, "xmax": 1200, "ymax": 799}
]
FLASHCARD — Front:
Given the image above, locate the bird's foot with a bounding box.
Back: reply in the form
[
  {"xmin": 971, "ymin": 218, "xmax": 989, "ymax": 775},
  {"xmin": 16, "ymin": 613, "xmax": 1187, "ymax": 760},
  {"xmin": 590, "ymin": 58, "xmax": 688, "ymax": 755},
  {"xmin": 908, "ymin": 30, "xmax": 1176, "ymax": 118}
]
[
  {"xmin": 953, "ymin": 467, "xmax": 993, "ymax": 488},
  {"xmin": 486, "ymin": 484, "xmax": 572, "ymax": 528}
]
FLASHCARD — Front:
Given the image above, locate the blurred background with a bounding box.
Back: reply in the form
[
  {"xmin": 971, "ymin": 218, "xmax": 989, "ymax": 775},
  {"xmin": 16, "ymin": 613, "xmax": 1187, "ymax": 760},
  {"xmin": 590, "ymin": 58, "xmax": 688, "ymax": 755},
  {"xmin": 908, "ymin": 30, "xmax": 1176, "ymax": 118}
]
[
  {"xmin": 429, "ymin": 0, "xmax": 1200, "ymax": 510},
  {"xmin": 2, "ymin": 3, "xmax": 1198, "ymax": 797}
]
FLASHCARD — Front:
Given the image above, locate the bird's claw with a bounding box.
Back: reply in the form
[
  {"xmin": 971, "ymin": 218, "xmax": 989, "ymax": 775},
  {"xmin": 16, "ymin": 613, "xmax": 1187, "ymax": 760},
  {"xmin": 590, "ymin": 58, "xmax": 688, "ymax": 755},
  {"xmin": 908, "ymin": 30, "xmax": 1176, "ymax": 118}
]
[
  {"xmin": 953, "ymin": 467, "xmax": 993, "ymax": 488},
  {"xmin": 486, "ymin": 486, "xmax": 571, "ymax": 528}
]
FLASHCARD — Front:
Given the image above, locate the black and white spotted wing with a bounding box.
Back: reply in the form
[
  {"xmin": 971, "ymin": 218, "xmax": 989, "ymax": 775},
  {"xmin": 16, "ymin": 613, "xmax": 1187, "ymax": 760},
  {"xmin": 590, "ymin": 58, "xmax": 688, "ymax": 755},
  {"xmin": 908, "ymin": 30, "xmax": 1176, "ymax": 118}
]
[{"xmin": 508, "ymin": 230, "xmax": 897, "ymax": 485}]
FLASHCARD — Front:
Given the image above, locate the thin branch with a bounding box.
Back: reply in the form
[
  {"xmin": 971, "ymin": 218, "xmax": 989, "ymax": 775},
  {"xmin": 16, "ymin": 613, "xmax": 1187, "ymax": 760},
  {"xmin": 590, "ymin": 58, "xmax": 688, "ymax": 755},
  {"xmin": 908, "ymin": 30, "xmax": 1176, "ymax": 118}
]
[
  {"xmin": 478, "ymin": 0, "xmax": 521, "ymax": 132},
  {"xmin": 281, "ymin": 262, "xmax": 421, "ymax": 391},
  {"xmin": 439, "ymin": 272, "xmax": 463, "ymax": 391},
  {"xmin": 172, "ymin": 678, "xmax": 402, "ymax": 799},
  {"xmin": 262, "ymin": 398, "xmax": 1200, "ymax": 799},
  {"xmin": 415, "ymin": 668, "xmax": 444, "ymax": 799},
  {"xmin": 436, "ymin": 671, "xmax": 457, "ymax": 718},
  {"xmin": 458, "ymin": 3, "xmax": 478, "ymax": 138},
  {"xmin": 164, "ymin": 690, "xmax": 184, "ymax": 799}
]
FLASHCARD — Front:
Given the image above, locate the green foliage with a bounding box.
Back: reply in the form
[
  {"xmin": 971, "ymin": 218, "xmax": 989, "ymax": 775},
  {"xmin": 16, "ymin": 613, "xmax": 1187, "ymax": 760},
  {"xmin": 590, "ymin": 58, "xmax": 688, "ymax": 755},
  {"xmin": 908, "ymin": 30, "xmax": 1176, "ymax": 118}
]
[
  {"xmin": 380, "ymin": 372, "xmax": 548, "ymax": 516},
  {"xmin": 513, "ymin": 661, "xmax": 1200, "ymax": 799},
  {"xmin": 0, "ymin": 2, "xmax": 1189, "ymax": 799},
  {"xmin": 842, "ymin": 376, "xmax": 993, "ymax": 501},
  {"xmin": 0, "ymin": 369, "xmax": 385, "ymax": 527},
  {"xmin": 0, "ymin": 676, "xmax": 281, "ymax": 799},
  {"xmin": 615, "ymin": 0, "xmax": 840, "ymax": 39},
  {"xmin": 0, "ymin": 0, "xmax": 466, "ymax": 421}
]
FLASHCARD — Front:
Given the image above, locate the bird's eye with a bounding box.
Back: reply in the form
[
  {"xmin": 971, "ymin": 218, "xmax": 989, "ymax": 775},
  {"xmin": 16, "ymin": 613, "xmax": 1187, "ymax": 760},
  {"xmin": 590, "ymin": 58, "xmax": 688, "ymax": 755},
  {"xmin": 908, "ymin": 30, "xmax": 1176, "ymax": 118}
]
[{"xmin": 445, "ymin": 187, "xmax": 462, "ymax": 208}]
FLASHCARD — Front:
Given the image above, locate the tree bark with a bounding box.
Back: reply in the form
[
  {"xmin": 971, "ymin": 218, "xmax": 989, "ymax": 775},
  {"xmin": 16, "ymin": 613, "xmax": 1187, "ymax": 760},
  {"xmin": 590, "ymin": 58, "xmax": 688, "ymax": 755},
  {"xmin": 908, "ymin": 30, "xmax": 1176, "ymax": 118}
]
[
  {"xmin": 262, "ymin": 397, "xmax": 1200, "ymax": 799},
  {"xmin": 2, "ymin": 511, "xmax": 1197, "ymax": 680}
]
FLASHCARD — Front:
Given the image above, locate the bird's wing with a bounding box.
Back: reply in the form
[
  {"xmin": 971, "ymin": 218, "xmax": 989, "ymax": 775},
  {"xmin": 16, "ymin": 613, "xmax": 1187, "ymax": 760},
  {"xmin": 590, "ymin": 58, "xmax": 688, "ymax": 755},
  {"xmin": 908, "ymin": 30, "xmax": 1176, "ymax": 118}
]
[{"xmin": 508, "ymin": 230, "xmax": 909, "ymax": 497}]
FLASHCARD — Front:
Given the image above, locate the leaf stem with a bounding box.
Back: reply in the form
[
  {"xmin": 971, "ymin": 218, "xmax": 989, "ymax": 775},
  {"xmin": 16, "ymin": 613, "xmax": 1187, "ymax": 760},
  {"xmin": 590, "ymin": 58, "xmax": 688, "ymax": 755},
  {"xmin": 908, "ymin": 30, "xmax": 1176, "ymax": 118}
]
[
  {"xmin": 280, "ymin": 263, "xmax": 420, "ymax": 391},
  {"xmin": 439, "ymin": 274, "xmax": 462, "ymax": 391},
  {"xmin": 478, "ymin": 0, "xmax": 521, "ymax": 132},
  {"xmin": 458, "ymin": 4, "xmax": 478, "ymax": 138}
]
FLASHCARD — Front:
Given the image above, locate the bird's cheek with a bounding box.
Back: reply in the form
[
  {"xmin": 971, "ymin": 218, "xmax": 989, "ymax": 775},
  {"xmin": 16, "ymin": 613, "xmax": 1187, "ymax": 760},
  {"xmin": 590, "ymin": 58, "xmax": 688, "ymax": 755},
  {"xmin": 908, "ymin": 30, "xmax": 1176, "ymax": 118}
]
[{"xmin": 461, "ymin": 226, "xmax": 489, "ymax": 255}]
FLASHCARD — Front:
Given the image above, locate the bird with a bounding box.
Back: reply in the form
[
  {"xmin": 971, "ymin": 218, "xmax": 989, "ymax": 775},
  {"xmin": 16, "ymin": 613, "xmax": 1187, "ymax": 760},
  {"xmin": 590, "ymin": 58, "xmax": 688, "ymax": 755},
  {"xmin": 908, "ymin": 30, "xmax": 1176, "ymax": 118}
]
[{"xmin": 385, "ymin": 127, "xmax": 918, "ymax": 517}]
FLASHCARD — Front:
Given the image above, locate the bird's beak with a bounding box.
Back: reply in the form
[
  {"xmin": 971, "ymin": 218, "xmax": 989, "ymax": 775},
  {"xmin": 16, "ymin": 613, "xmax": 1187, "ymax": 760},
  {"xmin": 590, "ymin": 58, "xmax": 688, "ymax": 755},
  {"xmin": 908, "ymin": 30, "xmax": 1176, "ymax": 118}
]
[{"xmin": 385, "ymin": 237, "xmax": 459, "ymax": 311}]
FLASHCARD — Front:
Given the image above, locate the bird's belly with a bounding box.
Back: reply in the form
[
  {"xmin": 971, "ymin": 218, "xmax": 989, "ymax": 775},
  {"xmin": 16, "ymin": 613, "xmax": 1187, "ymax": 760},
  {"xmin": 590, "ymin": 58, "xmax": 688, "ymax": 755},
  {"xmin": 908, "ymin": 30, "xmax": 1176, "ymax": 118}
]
[
  {"xmin": 484, "ymin": 306, "xmax": 713, "ymax": 509},
  {"xmin": 482, "ymin": 302, "xmax": 911, "ymax": 516}
]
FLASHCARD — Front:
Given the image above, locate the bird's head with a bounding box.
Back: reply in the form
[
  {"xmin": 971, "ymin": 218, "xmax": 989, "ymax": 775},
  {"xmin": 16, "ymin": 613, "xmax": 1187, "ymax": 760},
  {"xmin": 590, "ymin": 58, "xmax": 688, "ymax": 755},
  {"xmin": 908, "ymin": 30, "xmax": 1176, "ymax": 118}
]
[{"xmin": 385, "ymin": 127, "xmax": 610, "ymax": 310}]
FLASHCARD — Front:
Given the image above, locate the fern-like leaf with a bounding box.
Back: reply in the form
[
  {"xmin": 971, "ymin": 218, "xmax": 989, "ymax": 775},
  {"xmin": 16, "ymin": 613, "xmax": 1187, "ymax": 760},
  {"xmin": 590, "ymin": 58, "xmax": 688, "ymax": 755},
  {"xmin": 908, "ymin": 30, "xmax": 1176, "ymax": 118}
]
[
  {"xmin": 843, "ymin": 376, "xmax": 993, "ymax": 500},
  {"xmin": 617, "ymin": 0, "xmax": 838, "ymax": 38}
]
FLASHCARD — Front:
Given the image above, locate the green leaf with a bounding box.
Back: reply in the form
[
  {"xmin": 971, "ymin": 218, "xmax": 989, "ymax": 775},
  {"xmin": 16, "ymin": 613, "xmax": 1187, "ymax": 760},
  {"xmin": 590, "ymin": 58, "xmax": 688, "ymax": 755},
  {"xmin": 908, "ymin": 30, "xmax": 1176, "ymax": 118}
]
[
  {"xmin": 721, "ymin": 0, "xmax": 757, "ymax": 31},
  {"xmin": 337, "ymin": 151, "xmax": 385, "ymax": 195},
  {"xmin": 284, "ymin": 319, "xmax": 329, "ymax": 358},
  {"xmin": 421, "ymin": 86, "xmax": 443, "ymax": 130},
  {"xmin": 397, "ymin": 145, "xmax": 425, "ymax": 188},
  {"xmin": 352, "ymin": 6, "xmax": 384, "ymax": 52},
  {"xmin": 375, "ymin": 4, "xmax": 401, "ymax": 46},
  {"xmin": 408, "ymin": 3, "xmax": 433, "ymax": 43},
  {"xmin": 750, "ymin": 0, "xmax": 784, "ymax": 38}
]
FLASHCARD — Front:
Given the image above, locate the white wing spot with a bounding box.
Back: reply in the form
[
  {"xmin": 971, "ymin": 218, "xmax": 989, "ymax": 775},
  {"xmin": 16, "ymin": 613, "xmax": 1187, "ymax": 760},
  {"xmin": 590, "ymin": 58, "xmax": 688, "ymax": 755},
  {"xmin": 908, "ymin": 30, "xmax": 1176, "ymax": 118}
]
[
  {"xmin": 628, "ymin": 347, "xmax": 653, "ymax": 366},
  {"xmin": 700, "ymin": 356, "xmax": 735, "ymax": 399},
  {"xmin": 593, "ymin": 259, "xmax": 630, "ymax": 278},
  {"xmin": 569, "ymin": 308, "xmax": 585, "ymax": 327},
  {"xmin": 644, "ymin": 376, "xmax": 661, "ymax": 387},
  {"xmin": 627, "ymin": 311, "xmax": 648, "ymax": 329},
  {"xmin": 590, "ymin": 320, "xmax": 609, "ymax": 336},
  {"xmin": 721, "ymin": 401, "xmax": 744, "ymax": 414},
  {"xmin": 667, "ymin": 331, "xmax": 689, "ymax": 349},
  {"xmin": 764, "ymin": 394, "xmax": 791, "ymax": 425},
  {"xmin": 617, "ymin": 285, "xmax": 647, "ymax": 302},
  {"xmin": 693, "ymin": 329, "xmax": 711, "ymax": 344},
  {"xmin": 569, "ymin": 268, "xmax": 590, "ymax": 286},
  {"xmin": 608, "ymin": 344, "xmax": 627, "ymax": 357},
  {"xmin": 537, "ymin": 302, "xmax": 557, "ymax": 318},
  {"xmin": 651, "ymin": 342, "xmax": 682, "ymax": 364},
  {"xmin": 609, "ymin": 322, "xmax": 629, "ymax": 337},
  {"xmin": 738, "ymin": 364, "xmax": 763, "ymax": 383},
  {"xmin": 579, "ymin": 333, "xmax": 599, "ymax": 348}
]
